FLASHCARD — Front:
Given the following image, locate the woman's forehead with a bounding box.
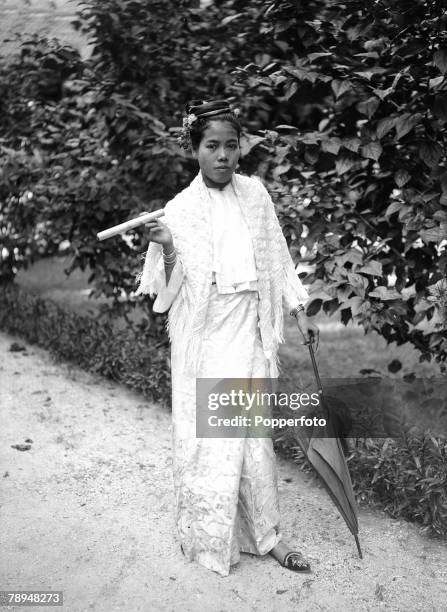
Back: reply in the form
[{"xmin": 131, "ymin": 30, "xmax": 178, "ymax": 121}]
[{"xmin": 202, "ymin": 120, "xmax": 239, "ymax": 141}]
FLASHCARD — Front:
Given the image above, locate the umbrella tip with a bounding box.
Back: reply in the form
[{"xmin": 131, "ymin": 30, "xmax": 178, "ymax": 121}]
[{"xmin": 355, "ymin": 535, "xmax": 363, "ymax": 559}]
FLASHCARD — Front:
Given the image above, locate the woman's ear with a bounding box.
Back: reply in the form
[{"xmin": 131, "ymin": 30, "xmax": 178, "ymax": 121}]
[{"xmin": 191, "ymin": 147, "xmax": 198, "ymax": 159}]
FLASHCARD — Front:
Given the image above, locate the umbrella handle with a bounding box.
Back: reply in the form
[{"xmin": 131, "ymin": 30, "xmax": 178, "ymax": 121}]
[
  {"xmin": 306, "ymin": 341, "xmax": 323, "ymax": 394},
  {"xmin": 306, "ymin": 341, "xmax": 329, "ymax": 421}
]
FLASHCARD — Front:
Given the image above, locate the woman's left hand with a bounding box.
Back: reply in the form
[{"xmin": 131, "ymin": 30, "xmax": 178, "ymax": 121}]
[{"xmin": 294, "ymin": 310, "xmax": 320, "ymax": 351}]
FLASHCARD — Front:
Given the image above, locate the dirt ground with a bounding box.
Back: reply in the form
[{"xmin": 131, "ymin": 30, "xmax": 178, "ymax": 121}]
[{"xmin": 1, "ymin": 330, "xmax": 446, "ymax": 612}]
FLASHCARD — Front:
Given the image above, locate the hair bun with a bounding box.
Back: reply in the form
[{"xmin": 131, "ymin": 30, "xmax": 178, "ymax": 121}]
[
  {"xmin": 180, "ymin": 99, "xmax": 241, "ymax": 151},
  {"xmin": 185, "ymin": 99, "xmax": 232, "ymax": 118}
]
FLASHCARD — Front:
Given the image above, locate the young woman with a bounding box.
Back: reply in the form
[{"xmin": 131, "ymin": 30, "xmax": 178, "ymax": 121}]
[{"xmin": 135, "ymin": 99, "xmax": 319, "ymax": 576}]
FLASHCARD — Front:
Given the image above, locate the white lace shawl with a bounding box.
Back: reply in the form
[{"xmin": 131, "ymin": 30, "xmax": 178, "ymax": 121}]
[{"xmin": 135, "ymin": 172, "xmax": 309, "ymax": 377}]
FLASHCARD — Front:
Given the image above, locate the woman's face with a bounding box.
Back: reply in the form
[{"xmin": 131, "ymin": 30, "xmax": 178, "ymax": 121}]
[{"xmin": 193, "ymin": 120, "xmax": 240, "ymax": 186}]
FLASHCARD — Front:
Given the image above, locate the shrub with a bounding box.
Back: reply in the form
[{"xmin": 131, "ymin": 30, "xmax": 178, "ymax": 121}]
[
  {"xmin": 232, "ymin": 0, "xmax": 447, "ymax": 370},
  {"xmin": 346, "ymin": 436, "xmax": 447, "ymax": 538},
  {"xmin": 0, "ymin": 284, "xmax": 171, "ymax": 406}
]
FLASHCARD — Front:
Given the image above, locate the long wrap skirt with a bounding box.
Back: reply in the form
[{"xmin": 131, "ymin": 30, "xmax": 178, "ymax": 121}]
[{"xmin": 170, "ymin": 286, "xmax": 282, "ymax": 576}]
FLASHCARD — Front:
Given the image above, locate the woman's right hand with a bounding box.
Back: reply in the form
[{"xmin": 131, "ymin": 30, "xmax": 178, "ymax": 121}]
[{"xmin": 144, "ymin": 217, "xmax": 173, "ymax": 248}]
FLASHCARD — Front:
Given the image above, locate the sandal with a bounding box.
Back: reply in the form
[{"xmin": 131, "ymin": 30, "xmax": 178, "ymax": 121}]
[{"xmin": 272, "ymin": 550, "xmax": 312, "ymax": 573}]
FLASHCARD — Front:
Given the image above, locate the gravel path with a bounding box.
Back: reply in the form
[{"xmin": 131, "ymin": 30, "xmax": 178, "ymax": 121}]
[{"xmin": 1, "ymin": 330, "xmax": 446, "ymax": 611}]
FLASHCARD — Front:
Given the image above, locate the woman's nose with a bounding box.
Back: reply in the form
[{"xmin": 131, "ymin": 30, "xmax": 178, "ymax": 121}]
[{"xmin": 217, "ymin": 148, "xmax": 228, "ymax": 160}]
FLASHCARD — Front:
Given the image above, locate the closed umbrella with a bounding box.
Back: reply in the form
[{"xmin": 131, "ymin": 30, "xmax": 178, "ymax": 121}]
[{"xmin": 294, "ymin": 341, "xmax": 363, "ymax": 559}]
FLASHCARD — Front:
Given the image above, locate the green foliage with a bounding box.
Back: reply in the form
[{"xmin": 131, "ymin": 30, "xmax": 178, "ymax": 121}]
[
  {"xmin": 277, "ymin": 427, "xmax": 447, "ymax": 538},
  {"xmin": 347, "ymin": 436, "xmax": 447, "ymax": 538},
  {"xmin": 0, "ymin": 283, "xmax": 171, "ymax": 405},
  {"xmin": 1, "ymin": 0, "xmax": 446, "ymax": 539},
  {"xmin": 0, "ymin": 33, "xmax": 169, "ymax": 329},
  {"xmin": 232, "ymin": 0, "xmax": 447, "ymax": 370},
  {"xmin": 284, "ymin": 434, "xmax": 447, "ymax": 538},
  {"xmin": 1, "ymin": 0, "xmax": 446, "ymax": 365},
  {"xmin": 73, "ymin": 0, "xmax": 268, "ymax": 120},
  {"xmin": 0, "ymin": 35, "xmax": 84, "ymax": 281}
]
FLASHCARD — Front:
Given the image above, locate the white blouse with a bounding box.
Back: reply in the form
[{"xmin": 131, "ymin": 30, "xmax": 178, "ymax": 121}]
[
  {"xmin": 207, "ymin": 181, "xmax": 258, "ymax": 293},
  {"xmin": 144, "ymin": 181, "xmax": 309, "ymax": 313}
]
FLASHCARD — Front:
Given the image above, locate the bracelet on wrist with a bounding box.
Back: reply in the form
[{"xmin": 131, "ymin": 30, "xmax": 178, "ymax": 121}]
[
  {"xmin": 163, "ymin": 246, "xmax": 176, "ymax": 261},
  {"xmin": 163, "ymin": 257, "xmax": 177, "ymax": 266},
  {"xmin": 290, "ymin": 304, "xmax": 305, "ymax": 317},
  {"xmin": 163, "ymin": 245, "xmax": 175, "ymax": 256},
  {"xmin": 163, "ymin": 249, "xmax": 177, "ymax": 268}
]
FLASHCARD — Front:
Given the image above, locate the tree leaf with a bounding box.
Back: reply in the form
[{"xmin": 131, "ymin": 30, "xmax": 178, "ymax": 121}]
[
  {"xmin": 373, "ymin": 87, "xmax": 393, "ymax": 100},
  {"xmin": 359, "ymin": 260, "xmax": 383, "ymax": 276},
  {"xmin": 347, "ymin": 272, "xmax": 369, "ymax": 297},
  {"xmin": 306, "ymin": 298, "xmax": 322, "ymax": 316},
  {"xmin": 307, "ymin": 289, "xmax": 333, "ymax": 302},
  {"xmin": 385, "ymin": 201, "xmax": 403, "ymax": 216},
  {"xmin": 433, "ymin": 47, "xmax": 447, "ymax": 74},
  {"xmin": 308, "ymin": 52, "xmax": 332, "ymax": 61},
  {"xmin": 353, "ymin": 70, "xmax": 374, "ymax": 81},
  {"xmin": 342, "ymin": 137, "xmax": 361, "ymax": 153},
  {"xmin": 276, "ymin": 125, "xmax": 299, "ymax": 130},
  {"xmin": 376, "ymin": 116, "xmax": 398, "ymax": 139},
  {"xmin": 221, "ymin": 13, "xmax": 244, "ymax": 26},
  {"xmin": 419, "ymin": 227, "xmax": 445, "ymax": 243},
  {"xmin": 395, "ymin": 113, "xmax": 421, "ymax": 139},
  {"xmin": 356, "ymin": 96, "xmax": 380, "ymax": 118},
  {"xmin": 335, "ymin": 155, "xmax": 357, "ymax": 175},
  {"xmin": 331, "ymin": 79, "xmax": 352, "ymax": 99},
  {"xmin": 299, "ymin": 132, "xmax": 320, "ymax": 145},
  {"xmin": 285, "ymin": 81, "xmax": 298, "ymax": 100},
  {"xmin": 239, "ymin": 133, "xmax": 265, "ymax": 155},
  {"xmin": 336, "ymin": 249, "xmax": 364, "ymax": 266},
  {"xmin": 361, "ymin": 142, "xmax": 382, "ymax": 161},
  {"xmin": 368, "ymin": 286, "xmax": 401, "ymax": 300},
  {"xmin": 321, "ymin": 137, "xmax": 342, "ymax": 155},
  {"xmin": 433, "ymin": 210, "xmax": 447, "ymax": 222},
  {"xmin": 394, "ymin": 169, "xmax": 411, "ymax": 187},
  {"xmin": 340, "ymin": 295, "xmax": 364, "ymax": 316},
  {"xmin": 419, "ymin": 142, "xmax": 442, "ymax": 168},
  {"xmin": 429, "ymin": 75, "xmax": 445, "ymax": 90}
]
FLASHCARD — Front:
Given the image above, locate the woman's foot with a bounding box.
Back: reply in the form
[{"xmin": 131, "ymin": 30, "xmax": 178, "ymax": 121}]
[{"xmin": 269, "ymin": 541, "xmax": 311, "ymax": 573}]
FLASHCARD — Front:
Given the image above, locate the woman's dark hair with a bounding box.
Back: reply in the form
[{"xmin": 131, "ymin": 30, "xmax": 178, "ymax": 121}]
[{"xmin": 178, "ymin": 99, "xmax": 241, "ymax": 151}]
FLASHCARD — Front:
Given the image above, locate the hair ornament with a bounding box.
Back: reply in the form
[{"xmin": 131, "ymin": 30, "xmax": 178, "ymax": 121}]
[
  {"xmin": 183, "ymin": 113, "xmax": 198, "ymax": 128},
  {"xmin": 178, "ymin": 99, "xmax": 241, "ymax": 150}
]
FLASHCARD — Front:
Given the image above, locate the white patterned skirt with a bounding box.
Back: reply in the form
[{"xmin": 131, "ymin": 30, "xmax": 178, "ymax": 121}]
[{"xmin": 170, "ymin": 286, "xmax": 281, "ymax": 576}]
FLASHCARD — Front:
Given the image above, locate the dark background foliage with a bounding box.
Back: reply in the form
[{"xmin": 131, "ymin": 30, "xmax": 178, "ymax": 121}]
[
  {"xmin": 1, "ymin": 0, "xmax": 445, "ymax": 367},
  {"xmin": 1, "ymin": 0, "xmax": 446, "ymax": 536}
]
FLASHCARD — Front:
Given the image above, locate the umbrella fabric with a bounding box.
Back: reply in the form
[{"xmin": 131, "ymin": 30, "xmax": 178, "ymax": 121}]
[
  {"xmin": 306, "ymin": 436, "xmax": 362, "ymax": 558},
  {"xmin": 293, "ymin": 343, "xmax": 363, "ymax": 558}
]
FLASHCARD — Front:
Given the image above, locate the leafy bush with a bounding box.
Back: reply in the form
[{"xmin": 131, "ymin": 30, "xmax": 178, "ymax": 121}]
[
  {"xmin": 346, "ymin": 436, "xmax": 447, "ymax": 537},
  {"xmin": 0, "ymin": 283, "xmax": 171, "ymax": 405},
  {"xmin": 231, "ymin": 0, "xmax": 447, "ymax": 370},
  {"xmin": 0, "ymin": 33, "xmax": 169, "ymax": 330},
  {"xmin": 1, "ymin": 1, "xmax": 446, "ymax": 370},
  {"xmin": 1, "ymin": 0, "xmax": 446, "ymax": 539}
]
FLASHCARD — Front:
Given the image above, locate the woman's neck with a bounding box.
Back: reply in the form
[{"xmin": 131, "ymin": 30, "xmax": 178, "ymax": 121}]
[{"xmin": 201, "ymin": 171, "xmax": 233, "ymax": 191}]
